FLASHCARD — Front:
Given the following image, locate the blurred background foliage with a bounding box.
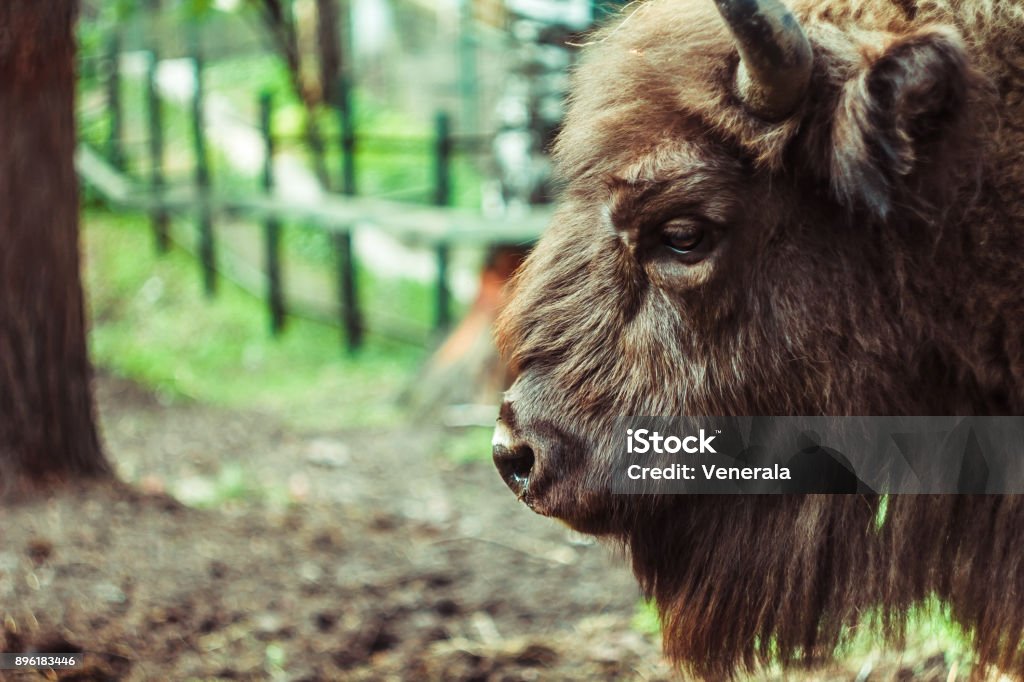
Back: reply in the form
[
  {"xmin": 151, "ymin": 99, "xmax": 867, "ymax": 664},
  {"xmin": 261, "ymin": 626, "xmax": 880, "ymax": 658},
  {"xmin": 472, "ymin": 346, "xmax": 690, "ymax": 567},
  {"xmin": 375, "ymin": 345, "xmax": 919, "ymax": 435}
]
[{"xmin": 74, "ymin": 0, "xmax": 582, "ymax": 472}]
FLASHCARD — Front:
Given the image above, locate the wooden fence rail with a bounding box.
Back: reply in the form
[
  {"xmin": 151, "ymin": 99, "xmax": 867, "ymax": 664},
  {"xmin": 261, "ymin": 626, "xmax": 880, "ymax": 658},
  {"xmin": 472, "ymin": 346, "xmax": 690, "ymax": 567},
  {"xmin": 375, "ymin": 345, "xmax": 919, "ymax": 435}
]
[
  {"xmin": 76, "ymin": 144, "xmax": 550, "ymax": 351},
  {"xmin": 84, "ymin": 44, "xmax": 551, "ymax": 351}
]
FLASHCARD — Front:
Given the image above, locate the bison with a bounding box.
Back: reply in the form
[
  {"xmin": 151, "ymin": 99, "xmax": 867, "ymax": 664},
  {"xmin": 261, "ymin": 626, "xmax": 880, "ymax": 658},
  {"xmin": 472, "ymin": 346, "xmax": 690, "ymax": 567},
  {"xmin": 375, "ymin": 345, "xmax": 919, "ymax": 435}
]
[{"xmin": 491, "ymin": 0, "xmax": 1024, "ymax": 677}]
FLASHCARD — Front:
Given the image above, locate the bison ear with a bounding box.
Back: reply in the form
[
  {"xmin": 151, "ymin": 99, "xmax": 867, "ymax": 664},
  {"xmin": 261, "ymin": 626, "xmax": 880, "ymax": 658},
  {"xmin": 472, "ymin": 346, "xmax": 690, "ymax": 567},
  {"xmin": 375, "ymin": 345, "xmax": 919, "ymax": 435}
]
[{"xmin": 829, "ymin": 27, "xmax": 972, "ymax": 220}]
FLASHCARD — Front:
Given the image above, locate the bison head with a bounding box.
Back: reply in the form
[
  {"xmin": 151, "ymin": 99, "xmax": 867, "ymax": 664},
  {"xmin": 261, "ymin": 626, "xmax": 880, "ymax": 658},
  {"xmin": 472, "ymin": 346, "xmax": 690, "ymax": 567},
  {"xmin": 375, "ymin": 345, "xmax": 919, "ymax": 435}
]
[{"xmin": 492, "ymin": 0, "xmax": 1024, "ymax": 676}]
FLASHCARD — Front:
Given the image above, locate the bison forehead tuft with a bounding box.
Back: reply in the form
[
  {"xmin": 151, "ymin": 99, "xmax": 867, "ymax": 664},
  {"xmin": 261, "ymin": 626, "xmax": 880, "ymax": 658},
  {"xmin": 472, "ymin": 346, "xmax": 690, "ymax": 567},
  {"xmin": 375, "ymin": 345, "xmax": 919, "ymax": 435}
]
[
  {"xmin": 557, "ymin": 0, "xmax": 987, "ymax": 224},
  {"xmin": 555, "ymin": 0, "xmax": 796, "ymax": 182}
]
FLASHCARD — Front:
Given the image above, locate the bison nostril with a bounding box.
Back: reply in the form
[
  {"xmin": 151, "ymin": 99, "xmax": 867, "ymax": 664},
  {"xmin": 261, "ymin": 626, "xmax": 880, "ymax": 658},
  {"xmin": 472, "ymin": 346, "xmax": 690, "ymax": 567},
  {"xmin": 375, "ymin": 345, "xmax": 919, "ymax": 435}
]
[{"xmin": 493, "ymin": 444, "xmax": 535, "ymax": 496}]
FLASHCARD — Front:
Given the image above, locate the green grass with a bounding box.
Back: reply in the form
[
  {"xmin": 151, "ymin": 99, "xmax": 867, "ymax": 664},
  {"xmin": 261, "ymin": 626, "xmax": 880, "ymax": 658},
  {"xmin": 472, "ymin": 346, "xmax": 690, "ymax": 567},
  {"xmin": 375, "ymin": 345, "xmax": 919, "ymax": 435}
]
[
  {"xmin": 83, "ymin": 209, "xmax": 425, "ymax": 430},
  {"xmin": 835, "ymin": 599, "xmax": 975, "ymax": 671},
  {"xmin": 632, "ymin": 599, "xmax": 661, "ymax": 637},
  {"xmin": 631, "ymin": 595, "xmax": 976, "ymax": 674}
]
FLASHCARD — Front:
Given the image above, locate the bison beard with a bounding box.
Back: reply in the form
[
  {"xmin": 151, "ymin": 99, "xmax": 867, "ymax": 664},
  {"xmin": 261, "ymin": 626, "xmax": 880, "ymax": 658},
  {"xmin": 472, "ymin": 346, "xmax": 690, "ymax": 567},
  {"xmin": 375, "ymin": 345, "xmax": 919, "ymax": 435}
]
[{"xmin": 493, "ymin": 0, "xmax": 1024, "ymax": 678}]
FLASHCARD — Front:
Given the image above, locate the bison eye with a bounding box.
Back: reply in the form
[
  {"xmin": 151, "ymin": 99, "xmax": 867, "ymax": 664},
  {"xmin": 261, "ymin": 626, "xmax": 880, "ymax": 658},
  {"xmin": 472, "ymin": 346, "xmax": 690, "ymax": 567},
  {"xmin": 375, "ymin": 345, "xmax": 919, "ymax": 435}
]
[{"xmin": 661, "ymin": 222, "xmax": 709, "ymax": 258}]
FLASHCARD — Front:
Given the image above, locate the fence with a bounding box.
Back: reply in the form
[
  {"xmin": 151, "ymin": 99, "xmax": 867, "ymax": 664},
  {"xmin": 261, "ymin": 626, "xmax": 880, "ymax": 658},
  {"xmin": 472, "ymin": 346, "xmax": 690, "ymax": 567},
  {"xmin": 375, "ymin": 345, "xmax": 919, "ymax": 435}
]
[{"xmin": 79, "ymin": 44, "xmax": 551, "ymax": 353}]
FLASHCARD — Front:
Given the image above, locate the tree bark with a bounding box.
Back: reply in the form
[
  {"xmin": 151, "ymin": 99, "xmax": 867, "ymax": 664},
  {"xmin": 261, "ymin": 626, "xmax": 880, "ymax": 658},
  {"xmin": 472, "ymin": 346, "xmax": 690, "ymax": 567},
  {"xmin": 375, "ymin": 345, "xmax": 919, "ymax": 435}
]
[
  {"xmin": 254, "ymin": 0, "xmax": 334, "ymax": 190},
  {"xmin": 0, "ymin": 0, "xmax": 111, "ymax": 495}
]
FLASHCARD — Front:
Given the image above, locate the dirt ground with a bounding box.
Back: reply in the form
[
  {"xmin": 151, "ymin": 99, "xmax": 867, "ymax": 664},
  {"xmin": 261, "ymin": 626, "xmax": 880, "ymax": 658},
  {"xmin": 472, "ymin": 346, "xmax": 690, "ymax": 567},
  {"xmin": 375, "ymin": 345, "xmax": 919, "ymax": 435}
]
[{"xmin": 0, "ymin": 375, "xmax": 963, "ymax": 681}]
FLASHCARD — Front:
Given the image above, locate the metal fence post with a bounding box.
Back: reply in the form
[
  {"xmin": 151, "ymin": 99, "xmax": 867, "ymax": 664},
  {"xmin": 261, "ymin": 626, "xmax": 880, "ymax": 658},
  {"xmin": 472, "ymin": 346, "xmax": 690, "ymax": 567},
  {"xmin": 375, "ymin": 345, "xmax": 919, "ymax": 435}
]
[
  {"xmin": 337, "ymin": 76, "xmax": 357, "ymax": 197},
  {"xmin": 259, "ymin": 92, "xmax": 286, "ymax": 335},
  {"xmin": 433, "ymin": 111, "xmax": 453, "ymax": 333},
  {"xmin": 333, "ymin": 231, "xmax": 363, "ymax": 352},
  {"xmin": 435, "ymin": 243, "xmax": 452, "ymax": 333},
  {"xmin": 190, "ymin": 31, "xmax": 216, "ymax": 297},
  {"xmin": 106, "ymin": 31, "xmax": 124, "ymax": 171},
  {"xmin": 333, "ymin": 76, "xmax": 360, "ymax": 348},
  {"xmin": 433, "ymin": 111, "xmax": 452, "ymax": 207},
  {"xmin": 145, "ymin": 50, "xmax": 170, "ymax": 253},
  {"xmin": 457, "ymin": 0, "xmax": 479, "ymax": 133}
]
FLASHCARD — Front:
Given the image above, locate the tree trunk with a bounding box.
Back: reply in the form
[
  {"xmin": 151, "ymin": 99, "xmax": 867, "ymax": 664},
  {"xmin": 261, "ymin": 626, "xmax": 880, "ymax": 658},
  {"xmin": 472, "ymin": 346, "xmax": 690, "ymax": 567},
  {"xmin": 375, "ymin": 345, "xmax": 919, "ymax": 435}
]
[
  {"xmin": 255, "ymin": 0, "xmax": 334, "ymax": 190},
  {"xmin": 0, "ymin": 0, "xmax": 111, "ymax": 496}
]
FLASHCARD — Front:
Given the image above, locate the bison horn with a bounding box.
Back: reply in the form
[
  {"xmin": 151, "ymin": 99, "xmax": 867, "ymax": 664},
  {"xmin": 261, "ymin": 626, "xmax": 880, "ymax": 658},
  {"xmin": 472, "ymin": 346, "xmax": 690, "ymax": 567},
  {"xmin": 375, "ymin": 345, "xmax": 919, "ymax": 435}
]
[{"xmin": 712, "ymin": 0, "xmax": 812, "ymax": 120}]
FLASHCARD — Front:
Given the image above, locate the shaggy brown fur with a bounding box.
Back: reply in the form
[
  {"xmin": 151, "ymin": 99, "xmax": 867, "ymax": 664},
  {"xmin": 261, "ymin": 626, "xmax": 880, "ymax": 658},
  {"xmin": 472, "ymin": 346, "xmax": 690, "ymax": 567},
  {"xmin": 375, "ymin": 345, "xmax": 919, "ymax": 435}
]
[{"xmin": 494, "ymin": 0, "xmax": 1024, "ymax": 678}]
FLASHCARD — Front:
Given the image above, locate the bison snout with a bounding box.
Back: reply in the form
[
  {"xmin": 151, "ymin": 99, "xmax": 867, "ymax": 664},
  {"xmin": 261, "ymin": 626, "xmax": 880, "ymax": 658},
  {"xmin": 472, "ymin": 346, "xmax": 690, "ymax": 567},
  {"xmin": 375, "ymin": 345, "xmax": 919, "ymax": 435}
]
[
  {"xmin": 492, "ymin": 400, "xmax": 539, "ymax": 498},
  {"xmin": 492, "ymin": 442, "xmax": 535, "ymax": 496}
]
